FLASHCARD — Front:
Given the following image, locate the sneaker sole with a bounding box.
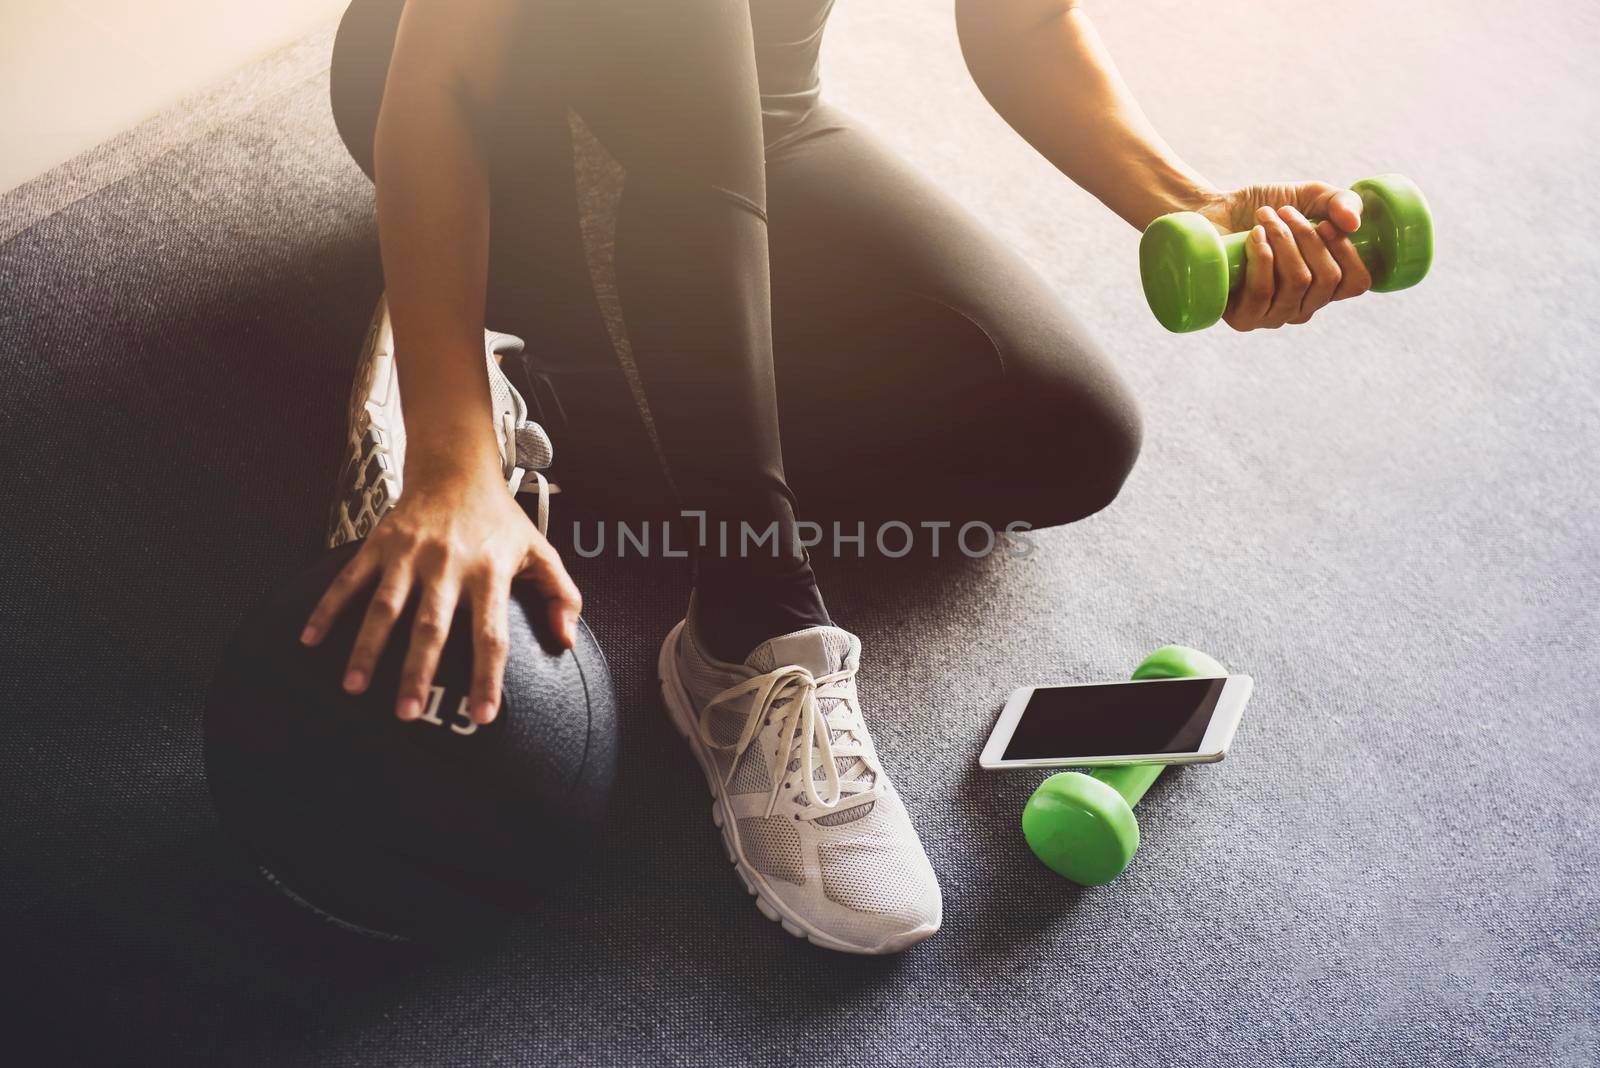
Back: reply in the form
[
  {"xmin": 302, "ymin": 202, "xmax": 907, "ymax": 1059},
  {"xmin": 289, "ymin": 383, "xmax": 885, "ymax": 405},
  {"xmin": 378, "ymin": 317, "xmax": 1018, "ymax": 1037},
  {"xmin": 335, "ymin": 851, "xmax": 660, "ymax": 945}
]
[
  {"xmin": 328, "ymin": 297, "xmax": 402, "ymax": 549},
  {"xmin": 656, "ymin": 620, "xmax": 939, "ymax": 956}
]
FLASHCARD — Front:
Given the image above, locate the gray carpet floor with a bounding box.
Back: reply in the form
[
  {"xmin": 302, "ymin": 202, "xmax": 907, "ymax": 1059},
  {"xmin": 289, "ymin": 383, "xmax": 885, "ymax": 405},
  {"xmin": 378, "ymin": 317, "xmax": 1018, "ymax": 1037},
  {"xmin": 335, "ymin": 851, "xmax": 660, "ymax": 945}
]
[{"xmin": 2, "ymin": 2, "xmax": 1596, "ymax": 1065}]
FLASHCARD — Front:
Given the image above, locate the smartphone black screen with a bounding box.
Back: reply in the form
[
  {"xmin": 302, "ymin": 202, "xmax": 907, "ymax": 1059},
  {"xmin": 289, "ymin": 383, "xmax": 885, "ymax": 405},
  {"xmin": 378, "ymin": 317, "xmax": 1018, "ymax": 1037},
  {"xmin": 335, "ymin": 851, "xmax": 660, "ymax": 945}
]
[{"xmin": 1003, "ymin": 678, "xmax": 1226, "ymax": 760}]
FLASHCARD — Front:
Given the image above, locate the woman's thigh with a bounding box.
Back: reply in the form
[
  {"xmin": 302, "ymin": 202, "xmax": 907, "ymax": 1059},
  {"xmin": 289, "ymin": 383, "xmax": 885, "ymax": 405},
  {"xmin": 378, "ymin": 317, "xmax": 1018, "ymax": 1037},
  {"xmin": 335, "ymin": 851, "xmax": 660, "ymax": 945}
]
[{"xmin": 763, "ymin": 107, "xmax": 1142, "ymax": 529}]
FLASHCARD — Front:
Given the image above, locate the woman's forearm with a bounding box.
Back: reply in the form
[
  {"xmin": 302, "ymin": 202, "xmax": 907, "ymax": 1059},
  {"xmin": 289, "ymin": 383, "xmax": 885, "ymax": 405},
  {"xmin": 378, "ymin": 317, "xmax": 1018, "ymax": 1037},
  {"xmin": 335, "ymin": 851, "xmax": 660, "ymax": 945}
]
[
  {"xmin": 373, "ymin": 2, "xmax": 504, "ymax": 482},
  {"xmin": 956, "ymin": 0, "xmax": 1218, "ymax": 230}
]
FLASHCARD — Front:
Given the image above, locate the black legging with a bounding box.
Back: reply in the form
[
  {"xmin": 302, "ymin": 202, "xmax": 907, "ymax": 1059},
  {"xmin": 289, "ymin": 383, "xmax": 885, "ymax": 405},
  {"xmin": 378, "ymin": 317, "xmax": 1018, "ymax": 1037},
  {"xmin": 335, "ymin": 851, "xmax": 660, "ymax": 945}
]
[{"xmin": 331, "ymin": 0, "xmax": 1141, "ymax": 657}]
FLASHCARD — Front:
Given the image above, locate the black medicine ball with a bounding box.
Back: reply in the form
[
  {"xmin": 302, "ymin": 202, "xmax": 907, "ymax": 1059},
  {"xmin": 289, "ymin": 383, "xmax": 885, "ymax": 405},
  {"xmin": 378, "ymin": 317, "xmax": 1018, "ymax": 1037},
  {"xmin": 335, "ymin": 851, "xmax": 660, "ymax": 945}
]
[{"xmin": 204, "ymin": 541, "xmax": 618, "ymax": 943}]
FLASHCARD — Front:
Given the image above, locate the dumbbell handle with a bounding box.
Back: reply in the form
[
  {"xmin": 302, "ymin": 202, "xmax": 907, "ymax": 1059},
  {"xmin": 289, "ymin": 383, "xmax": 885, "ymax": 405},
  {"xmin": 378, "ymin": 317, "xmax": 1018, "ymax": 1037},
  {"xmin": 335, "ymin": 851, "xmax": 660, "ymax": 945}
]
[
  {"xmin": 1215, "ymin": 219, "xmax": 1384, "ymax": 292},
  {"xmin": 1087, "ymin": 644, "xmax": 1228, "ymax": 806},
  {"xmin": 1092, "ymin": 761, "xmax": 1166, "ymax": 808}
]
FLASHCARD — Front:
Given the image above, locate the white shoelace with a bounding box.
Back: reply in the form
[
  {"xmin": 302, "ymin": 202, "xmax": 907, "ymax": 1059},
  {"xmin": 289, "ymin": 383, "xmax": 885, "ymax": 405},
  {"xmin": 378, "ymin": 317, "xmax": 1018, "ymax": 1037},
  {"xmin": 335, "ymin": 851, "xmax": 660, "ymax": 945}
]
[
  {"xmin": 508, "ymin": 466, "xmax": 549, "ymax": 535},
  {"xmin": 502, "ymin": 411, "xmax": 551, "ymax": 535},
  {"xmin": 697, "ymin": 662, "xmax": 880, "ymax": 821}
]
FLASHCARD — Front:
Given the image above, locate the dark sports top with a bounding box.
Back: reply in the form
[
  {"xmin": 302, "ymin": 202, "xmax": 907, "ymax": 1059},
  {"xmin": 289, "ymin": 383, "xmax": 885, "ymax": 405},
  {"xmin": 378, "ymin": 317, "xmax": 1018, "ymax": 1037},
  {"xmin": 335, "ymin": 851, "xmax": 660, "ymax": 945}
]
[{"xmin": 751, "ymin": 0, "xmax": 836, "ymax": 134}]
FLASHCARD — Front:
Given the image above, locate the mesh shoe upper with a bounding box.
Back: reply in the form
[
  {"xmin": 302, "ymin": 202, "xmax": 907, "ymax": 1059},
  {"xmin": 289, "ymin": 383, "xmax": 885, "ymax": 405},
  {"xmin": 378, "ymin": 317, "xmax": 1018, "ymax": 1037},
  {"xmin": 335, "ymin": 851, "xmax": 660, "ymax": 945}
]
[{"xmin": 673, "ymin": 615, "xmax": 942, "ymax": 950}]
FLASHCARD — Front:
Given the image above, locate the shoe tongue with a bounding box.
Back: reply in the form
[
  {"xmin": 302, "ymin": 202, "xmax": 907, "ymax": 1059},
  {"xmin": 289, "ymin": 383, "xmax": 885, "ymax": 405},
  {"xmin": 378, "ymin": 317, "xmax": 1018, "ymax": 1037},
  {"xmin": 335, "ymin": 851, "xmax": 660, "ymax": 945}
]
[{"xmin": 747, "ymin": 625, "xmax": 856, "ymax": 676}]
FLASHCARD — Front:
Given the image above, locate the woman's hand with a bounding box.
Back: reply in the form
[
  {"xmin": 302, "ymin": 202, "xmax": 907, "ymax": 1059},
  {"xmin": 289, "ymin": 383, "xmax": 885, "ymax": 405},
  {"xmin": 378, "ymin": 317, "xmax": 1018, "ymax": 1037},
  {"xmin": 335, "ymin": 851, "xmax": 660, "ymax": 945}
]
[
  {"xmin": 299, "ymin": 467, "xmax": 582, "ymax": 726},
  {"xmin": 1197, "ymin": 182, "xmax": 1373, "ymax": 331}
]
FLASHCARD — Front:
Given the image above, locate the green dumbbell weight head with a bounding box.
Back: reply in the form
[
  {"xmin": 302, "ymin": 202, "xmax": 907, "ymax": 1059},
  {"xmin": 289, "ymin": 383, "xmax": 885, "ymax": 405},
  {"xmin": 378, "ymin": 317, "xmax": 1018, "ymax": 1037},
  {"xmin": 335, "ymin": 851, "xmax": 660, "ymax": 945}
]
[
  {"xmin": 1139, "ymin": 173, "xmax": 1434, "ymax": 332},
  {"xmin": 1021, "ymin": 644, "xmax": 1227, "ymax": 886}
]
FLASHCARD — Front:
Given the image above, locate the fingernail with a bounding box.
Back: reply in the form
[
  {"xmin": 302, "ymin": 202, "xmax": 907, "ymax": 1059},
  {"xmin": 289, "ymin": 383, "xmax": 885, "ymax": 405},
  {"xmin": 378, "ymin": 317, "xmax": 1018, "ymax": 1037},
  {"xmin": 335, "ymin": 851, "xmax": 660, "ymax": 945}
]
[
  {"xmin": 343, "ymin": 670, "xmax": 367, "ymax": 694},
  {"xmin": 1252, "ymin": 224, "xmax": 1267, "ymax": 242},
  {"xmin": 300, "ymin": 625, "xmax": 319, "ymax": 646},
  {"xmin": 564, "ymin": 616, "xmax": 579, "ymax": 649},
  {"xmin": 397, "ymin": 697, "xmax": 422, "ymax": 720},
  {"xmin": 1279, "ymin": 205, "xmax": 1304, "ymax": 222},
  {"xmin": 476, "ymin": 701, "xmax": 498, "ymax": 724}
]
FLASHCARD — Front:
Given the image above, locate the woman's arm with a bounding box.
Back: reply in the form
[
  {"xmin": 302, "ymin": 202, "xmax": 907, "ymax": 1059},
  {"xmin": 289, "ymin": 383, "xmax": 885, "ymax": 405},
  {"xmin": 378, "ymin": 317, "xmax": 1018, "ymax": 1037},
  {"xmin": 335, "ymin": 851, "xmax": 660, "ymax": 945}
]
[
  {"xmin": 305, "ymin": 0, "xmax": 581, "ymax": 726},
  {"xmin": 373, "ymin": 0, "xmax": 505, "ymax": 478},
  {"xmin": 956, "ymin": 0, "xmax": 1371, "ymax": 329},
  {"xmin": 956, "ymin": 0, "xmax": 1212, "ymax": 230}
]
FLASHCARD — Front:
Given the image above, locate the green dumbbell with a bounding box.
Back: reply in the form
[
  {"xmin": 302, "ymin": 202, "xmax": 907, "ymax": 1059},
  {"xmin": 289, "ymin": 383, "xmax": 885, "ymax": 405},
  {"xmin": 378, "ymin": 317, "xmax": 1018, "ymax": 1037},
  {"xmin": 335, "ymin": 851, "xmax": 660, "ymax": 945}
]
[
  {"xmin": 1139, "ymin": 174, "xmax": 1433, "ymax": 333},
  {"xmin": 1021, "ymin": 644, "xmax": 1227, "ymax": 886}
]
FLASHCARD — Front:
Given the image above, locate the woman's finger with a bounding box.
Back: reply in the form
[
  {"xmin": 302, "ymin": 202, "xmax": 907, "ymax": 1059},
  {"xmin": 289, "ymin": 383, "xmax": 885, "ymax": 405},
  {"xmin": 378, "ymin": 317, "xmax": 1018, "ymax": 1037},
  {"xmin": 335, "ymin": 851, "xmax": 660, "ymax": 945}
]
[
  {"xmin": 1320, "ymin": 220, "xmax": 1373, "ymax": 300},
  {"xmin": 467, "ymin": 571, "xmax": 511, "ymax": 724},
  {"xmin": 1225, "ymin": 225, "xmax": 1274, "ymax": 331},
  {"xmin": 1299, "ymin": 183, "xmax": 1363, "ymax": 234},
  {"xmin": 517, "ymin": 539, "xmax": 583, "ymax": 649},
  {"xmin": 342, "ymin": 559, "xmax": 415, "ymax": 695},
  {"xmin": 1278, "ymin": 206, "xmax": 1341, "ymax": 323},
  {"xmin": 301, "ymin": 546, "xmax": 381, "ymax": 647},
  {"xmin": 1324, "ymin": 189, "xmax": 1363, "ymax": 234},
  {"xmin": 1259, "ymin": 205, "xmax": 1311, "ymax": 328},
  {"xmin": 396, "ymin": 577, "xmax": 462, "ymax": 721}
]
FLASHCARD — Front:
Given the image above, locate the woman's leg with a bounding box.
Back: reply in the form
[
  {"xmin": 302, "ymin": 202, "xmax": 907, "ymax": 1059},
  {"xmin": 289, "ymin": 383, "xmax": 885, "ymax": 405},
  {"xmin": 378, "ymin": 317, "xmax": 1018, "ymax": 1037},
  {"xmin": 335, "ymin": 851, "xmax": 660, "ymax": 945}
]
[
  {"xmin": 761, "ymin": 106, "xmax": 1142, "ymax": 534},
  {"xmin": 555, "ymin": 1, "xmax": 831, "ymax": 659}
]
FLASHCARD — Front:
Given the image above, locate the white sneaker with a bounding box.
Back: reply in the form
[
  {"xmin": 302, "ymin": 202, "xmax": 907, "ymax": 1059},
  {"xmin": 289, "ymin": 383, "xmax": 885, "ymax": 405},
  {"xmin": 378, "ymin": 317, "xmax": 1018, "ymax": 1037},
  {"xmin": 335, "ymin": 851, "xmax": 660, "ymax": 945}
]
[
  {"xmin": 658, "ymin": 612, "xmax": 943, "ymax": 954},
  {"xmin": 328, "ymin": 294, "xmax": 556, "ymax": 548}
]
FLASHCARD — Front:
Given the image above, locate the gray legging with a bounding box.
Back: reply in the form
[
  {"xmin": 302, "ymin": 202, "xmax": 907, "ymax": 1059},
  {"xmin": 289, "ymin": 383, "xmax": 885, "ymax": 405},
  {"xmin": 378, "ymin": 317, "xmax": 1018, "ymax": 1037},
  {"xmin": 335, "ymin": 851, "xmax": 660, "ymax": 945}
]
[{"xmin": 330, "ymin": 0, "xmax": 1141, "ymax": 656}]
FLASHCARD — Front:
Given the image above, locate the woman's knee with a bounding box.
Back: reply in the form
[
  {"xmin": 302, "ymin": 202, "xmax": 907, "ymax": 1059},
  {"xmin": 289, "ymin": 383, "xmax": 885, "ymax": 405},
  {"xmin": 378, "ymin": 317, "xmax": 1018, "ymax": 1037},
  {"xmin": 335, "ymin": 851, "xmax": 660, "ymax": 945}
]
[
  {"xmin": 329, "ymin": 0, "xmax": 406, "ymax": 180},
  {"xmin": 1003, "ymin": 357, "xmax": 1143, "ymax": 529},
  {"xmin": 1074, "ymin": 377, "xmax": 1143, "ymax": 516}
]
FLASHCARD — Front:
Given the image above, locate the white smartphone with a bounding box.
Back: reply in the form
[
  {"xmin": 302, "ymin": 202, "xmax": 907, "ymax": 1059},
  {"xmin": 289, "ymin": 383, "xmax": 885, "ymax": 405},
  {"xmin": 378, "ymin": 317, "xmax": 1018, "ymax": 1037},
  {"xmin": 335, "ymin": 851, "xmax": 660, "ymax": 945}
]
[{"xmin": 978, "ymin": 675, "xmax": 1253, "ymax": 770}]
